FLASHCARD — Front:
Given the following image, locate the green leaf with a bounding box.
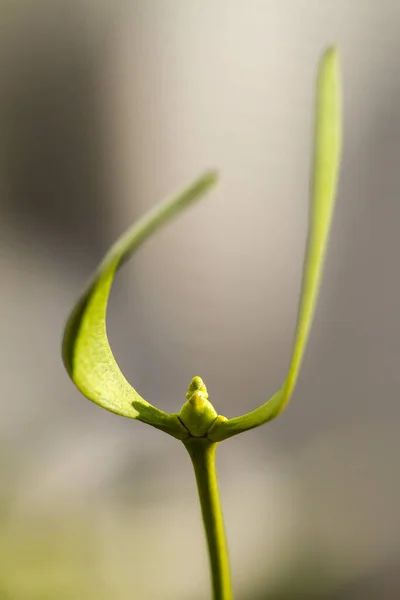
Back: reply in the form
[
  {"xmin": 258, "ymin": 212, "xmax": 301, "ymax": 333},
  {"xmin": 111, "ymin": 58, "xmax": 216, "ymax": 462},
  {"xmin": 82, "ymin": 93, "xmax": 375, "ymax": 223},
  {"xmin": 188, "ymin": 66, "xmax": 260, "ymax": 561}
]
[
  {"xmin": 62, "ymin": 171, "xmax": 218, "ymax": 439},
  {"xmin": 209, "ymin": 47, "xmax": 342, "ymax": 442}
]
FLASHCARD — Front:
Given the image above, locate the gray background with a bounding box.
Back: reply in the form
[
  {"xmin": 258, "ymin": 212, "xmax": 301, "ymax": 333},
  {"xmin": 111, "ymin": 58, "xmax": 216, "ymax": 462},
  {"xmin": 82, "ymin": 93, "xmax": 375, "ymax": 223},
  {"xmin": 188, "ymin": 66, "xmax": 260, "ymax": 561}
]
[{"xmin": 0, "ymin": 1, "xmax": 399, "ymax": 598}]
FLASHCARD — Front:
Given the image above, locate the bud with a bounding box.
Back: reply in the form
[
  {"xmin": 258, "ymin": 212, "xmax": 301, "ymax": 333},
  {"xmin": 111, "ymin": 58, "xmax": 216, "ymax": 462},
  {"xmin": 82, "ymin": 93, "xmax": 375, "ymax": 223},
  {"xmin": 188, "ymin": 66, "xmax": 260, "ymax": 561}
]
[{"xmin": 179, "ymin": 377, "xmax": 217, "ymax": 437}]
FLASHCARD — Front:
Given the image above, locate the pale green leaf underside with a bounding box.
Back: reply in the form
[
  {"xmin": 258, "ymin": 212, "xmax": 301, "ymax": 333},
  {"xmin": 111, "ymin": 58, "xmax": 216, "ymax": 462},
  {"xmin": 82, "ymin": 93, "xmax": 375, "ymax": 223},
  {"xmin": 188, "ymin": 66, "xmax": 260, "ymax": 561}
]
[
  {"xmin": 62, "ymin": 172, "xmax": 218, "ymax": 437},
  {"xmin": 210, "ymin": 47, "xmax": 342, "ymax": 441}
]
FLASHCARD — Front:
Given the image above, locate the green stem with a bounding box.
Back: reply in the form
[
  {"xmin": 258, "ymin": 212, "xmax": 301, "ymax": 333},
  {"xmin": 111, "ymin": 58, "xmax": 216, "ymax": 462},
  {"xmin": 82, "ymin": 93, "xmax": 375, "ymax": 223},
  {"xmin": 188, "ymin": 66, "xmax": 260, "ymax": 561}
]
[{"xmin": 184, "ymin": 438, "xmax": 233, "ymax": 600}]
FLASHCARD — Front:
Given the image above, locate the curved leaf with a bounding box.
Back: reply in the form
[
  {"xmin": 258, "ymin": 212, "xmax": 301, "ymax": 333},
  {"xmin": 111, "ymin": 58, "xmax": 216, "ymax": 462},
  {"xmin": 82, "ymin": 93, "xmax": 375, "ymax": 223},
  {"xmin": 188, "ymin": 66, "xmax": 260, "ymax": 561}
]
[
  {"xmin": 210, "ymin": 47, "xmax": 342, "ymax": 442},
  {"xmin": 62, "ymin": 171, "xmax": 218, "ymax": 438}
]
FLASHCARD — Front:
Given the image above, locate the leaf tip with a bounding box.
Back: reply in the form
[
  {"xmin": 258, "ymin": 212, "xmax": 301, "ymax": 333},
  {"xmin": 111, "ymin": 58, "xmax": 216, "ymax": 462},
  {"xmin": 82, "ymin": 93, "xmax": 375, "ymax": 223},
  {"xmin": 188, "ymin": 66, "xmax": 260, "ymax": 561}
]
[
  {"xmin": 320, "ymin": 45, "xmax": 340, "ymax": 76},
  {"xmin": 201, "ymin": 169, "xmax": 219, "ymax": 188}
]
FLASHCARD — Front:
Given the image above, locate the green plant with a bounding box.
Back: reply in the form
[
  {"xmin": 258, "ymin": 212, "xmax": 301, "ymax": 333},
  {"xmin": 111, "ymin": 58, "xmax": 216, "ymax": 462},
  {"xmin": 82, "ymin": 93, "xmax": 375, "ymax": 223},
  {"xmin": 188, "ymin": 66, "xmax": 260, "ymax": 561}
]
[{"xmin": 62, "ymin": 47, "xmax": 341, "ymax": 600}]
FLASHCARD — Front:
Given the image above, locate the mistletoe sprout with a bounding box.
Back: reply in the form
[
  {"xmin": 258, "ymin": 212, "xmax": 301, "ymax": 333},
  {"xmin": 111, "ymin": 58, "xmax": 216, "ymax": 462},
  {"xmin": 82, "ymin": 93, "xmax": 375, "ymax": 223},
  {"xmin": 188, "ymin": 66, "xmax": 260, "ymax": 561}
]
[{"xmin": 62, "ymin": 46, "xmax": 342, "ymax": 600}]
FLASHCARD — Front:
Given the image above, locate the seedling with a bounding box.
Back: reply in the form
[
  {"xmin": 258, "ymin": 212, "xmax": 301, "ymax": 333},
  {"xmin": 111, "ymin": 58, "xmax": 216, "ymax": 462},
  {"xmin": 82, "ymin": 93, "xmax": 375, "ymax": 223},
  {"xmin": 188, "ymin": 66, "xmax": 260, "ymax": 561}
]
[{"xmin": 62, "ymin": 47, "xmax": 341, "ymax": 599}]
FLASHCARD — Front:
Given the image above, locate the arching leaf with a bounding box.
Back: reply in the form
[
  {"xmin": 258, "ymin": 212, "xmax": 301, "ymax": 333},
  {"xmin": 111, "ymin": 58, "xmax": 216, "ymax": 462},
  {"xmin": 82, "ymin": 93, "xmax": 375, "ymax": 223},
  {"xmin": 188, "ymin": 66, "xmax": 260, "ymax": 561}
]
[
  {"xmin": 210, "ymin": 47, "xmax": 342, "ymax": 442},
  {"xmin": 62, "ymin": 172, "xmax": 218, "ymax": 439}
]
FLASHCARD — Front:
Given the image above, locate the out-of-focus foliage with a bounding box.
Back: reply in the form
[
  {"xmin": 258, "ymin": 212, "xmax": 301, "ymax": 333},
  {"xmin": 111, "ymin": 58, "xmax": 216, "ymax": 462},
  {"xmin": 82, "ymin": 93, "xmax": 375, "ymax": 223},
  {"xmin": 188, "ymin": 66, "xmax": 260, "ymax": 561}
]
[{"xmin": 0, "ymin": 516, "xmax": 106, "ymax": 600}]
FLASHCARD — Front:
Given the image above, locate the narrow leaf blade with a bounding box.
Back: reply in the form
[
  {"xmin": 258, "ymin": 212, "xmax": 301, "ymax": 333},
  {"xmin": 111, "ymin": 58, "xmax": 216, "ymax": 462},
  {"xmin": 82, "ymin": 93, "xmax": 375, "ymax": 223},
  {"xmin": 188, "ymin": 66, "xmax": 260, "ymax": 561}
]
[
  {"xmin": 62, "ymin": 171, "xmax": 218, "ymax": 430},
  {"xmin": 281, "ymin": 46, "xmax": 341, "ymax": 408},
  {"xmin": 210, "ymin": 47, "xmax": 342, "ymax": 442}
]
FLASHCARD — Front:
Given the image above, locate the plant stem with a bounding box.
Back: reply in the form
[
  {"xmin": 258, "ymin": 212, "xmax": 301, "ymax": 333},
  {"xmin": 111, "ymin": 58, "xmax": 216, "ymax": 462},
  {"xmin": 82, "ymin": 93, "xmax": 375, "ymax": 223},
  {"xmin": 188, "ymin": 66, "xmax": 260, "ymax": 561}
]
[{"xmin": 184, "ymin": 438, "xmax": 232, "ymax": 600}]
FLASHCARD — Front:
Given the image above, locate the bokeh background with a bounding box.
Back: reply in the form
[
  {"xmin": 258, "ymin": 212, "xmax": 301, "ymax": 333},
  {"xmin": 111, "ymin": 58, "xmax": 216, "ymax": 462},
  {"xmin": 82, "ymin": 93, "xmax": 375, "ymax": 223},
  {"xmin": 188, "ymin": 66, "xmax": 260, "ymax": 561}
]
[{"xmin": 1, "ymin": 1, "xmax": 400, "ymax": 598}]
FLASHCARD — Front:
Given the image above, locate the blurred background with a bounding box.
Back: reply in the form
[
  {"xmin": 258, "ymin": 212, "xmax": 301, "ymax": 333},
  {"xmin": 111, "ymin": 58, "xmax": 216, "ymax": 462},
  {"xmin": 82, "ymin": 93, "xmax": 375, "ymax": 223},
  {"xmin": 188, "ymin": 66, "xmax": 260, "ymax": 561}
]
[{"xmin": 1, "ymin": 1, "xmax": 400, "ymax": 598}]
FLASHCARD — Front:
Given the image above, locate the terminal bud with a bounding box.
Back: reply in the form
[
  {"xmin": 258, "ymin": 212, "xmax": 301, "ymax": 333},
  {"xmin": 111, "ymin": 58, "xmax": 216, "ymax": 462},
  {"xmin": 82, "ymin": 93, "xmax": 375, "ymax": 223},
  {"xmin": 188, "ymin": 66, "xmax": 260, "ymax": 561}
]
[{"xmin": 179, "ymin": 376, "xmax": 217, "ymax": 437}]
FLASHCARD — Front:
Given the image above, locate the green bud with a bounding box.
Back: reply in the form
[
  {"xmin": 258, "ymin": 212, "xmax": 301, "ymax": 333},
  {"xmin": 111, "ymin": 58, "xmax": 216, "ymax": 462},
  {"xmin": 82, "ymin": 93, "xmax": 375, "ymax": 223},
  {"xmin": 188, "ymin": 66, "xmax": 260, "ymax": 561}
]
[
  {"xmin": 179, "ymin": 377, "xmax": 217, "ymax": 437},
  {"xmin": 186, "ymin": 375, "xmax": 209, "ymax": 400}
]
